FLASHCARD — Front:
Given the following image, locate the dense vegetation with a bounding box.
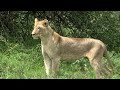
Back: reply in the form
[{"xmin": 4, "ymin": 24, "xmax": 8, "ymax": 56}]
[{"xmin": 0, "ymin": 11, "xmax": 120, "ymax": 79}]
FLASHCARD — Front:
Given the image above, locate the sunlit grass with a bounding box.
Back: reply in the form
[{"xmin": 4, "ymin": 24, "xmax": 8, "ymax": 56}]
[{"xmin": 0, "ymin": 43, "xmax": 120, "ymax": 79}]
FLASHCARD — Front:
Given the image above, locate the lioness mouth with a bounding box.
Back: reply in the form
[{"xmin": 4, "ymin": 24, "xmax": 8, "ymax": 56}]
[{"xmin": 32, "ymin": 35, "xmax": 39, "ymax": 39}]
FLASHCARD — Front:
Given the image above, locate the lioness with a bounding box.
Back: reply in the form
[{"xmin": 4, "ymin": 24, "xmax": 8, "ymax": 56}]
[{"xmin": 32, "ymin": 18, "xmax": 113, "ymax": 79}]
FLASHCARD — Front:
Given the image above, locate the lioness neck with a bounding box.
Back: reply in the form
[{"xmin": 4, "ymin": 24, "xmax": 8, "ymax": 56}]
[{"xmin": 41, "ymin": 27, "xmax": 61, "ymax": 45}]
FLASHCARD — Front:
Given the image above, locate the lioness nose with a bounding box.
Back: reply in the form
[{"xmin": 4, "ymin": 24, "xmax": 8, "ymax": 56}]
[
  {"xmin": 32, "ymin": 30, "xmax": 36, "ymax": 35},
  {"xmin": 32, "ymin": 33, "xmax": 35, "ymax": 35}
]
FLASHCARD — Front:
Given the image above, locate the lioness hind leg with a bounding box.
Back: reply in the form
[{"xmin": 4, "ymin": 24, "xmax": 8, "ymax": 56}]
[
  {"xmin": 89, "ymin": 57, "xmax": 111, "ymax": 79},
  {"xmin": 90, "ymin": 58, "xmax": 103, "ymax": 79},
  {"xmin": 101, "ymin": 64, "xmax": 112, "ymax": 79},
  {"xmin": 87, "ymin": 45, "xmax": 105, "ymax": 79}
]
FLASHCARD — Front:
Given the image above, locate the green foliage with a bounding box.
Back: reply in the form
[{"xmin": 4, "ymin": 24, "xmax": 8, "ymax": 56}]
[
  {"xmin": 0, "ymin": 11, "xmax": 120, "ymax": 79},
  {"xmin": 0, "ymin": 43, "xmax": 46, "ymax": 79},
  {"xmin": 0, "ymin": 11, "xmax": 120, "ymax": 52}
]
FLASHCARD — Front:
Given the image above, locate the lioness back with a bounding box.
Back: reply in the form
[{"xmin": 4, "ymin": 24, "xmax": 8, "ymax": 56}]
[{"xmin": 59, "ymin": 36, "xmax": 105, "ymax": 60}]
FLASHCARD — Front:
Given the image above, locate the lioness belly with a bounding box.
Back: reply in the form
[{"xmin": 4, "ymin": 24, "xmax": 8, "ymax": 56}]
[
  {"xmin": 60, "ymin": 47, "xmax": 86, "ymax": 61},
  {"xmin": 61, "ymin": 53, "xmax": 83, "ymax": 61}
]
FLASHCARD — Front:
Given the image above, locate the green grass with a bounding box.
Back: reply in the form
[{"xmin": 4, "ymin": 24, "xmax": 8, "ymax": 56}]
[{"xmin": 0, "ymin": 43, "xmax": 120, "ymax": 79}]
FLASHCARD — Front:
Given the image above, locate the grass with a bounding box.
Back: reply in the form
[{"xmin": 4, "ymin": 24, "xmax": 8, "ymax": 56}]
[{"xmin": 0, "ymin": 43, "xmax": 120, "ymax": 79}]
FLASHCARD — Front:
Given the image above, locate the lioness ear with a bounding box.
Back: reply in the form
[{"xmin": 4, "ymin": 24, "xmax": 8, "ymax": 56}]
[
  {"xmin": 35, "ymin": 18, "xmax": 38, "ymax": 22},
  {"xmin": 34, "ymin": 18, "xmax": 39, "ymax": 26},
  {"xmin": 43, "ymin": 19, "xmax": 48, "ymax": 27}
]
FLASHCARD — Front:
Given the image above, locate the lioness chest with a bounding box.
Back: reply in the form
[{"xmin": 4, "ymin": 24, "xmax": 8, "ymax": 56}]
[{"xmin": 41, "ymin": 38, "xmax": 60, "ymax": 58}]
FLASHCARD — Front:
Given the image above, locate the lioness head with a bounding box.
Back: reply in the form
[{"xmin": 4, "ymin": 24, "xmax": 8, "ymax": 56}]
[{"xmin": 32, "ymin": 18, "xmax": 49, "ymax": 39}]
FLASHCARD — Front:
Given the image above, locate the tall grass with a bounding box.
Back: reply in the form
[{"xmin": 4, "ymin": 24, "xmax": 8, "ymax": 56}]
[{"xmin": 0, "ymin": 43, "xmax": 120, "ymax": 79}]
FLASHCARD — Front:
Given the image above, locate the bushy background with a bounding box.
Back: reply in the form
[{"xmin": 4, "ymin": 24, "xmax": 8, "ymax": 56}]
[{"xmin": 0, "ymin": 11, "xmax": 120, "ymax": 79}]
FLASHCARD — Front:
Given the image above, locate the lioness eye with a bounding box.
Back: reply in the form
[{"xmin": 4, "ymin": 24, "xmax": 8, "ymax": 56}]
[
  {"xmin": 44, "ymin": 22, "xmax": 47, "ymax": 25},
  {"xmin": 38, "ymin": 27, "xmax": 41, "ymax": 30},
  {"xmin": 43, "ymin": 22, "xmax": 48, "ymax": 27}
]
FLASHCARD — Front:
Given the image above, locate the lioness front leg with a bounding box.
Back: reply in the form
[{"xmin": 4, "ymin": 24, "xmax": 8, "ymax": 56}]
[
  {"xmin": 43, "ymin": 56, "xmax": 52, "ymax": 78},
  {"xmin": 52, "ymin": 57, "xmax": 60, "ymax": 78}
]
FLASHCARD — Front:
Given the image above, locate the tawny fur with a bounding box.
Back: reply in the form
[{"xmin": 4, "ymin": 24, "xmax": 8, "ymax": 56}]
[{"xmin": 32, "ymin": 18, "xmax": 113, "ymax": 79}]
